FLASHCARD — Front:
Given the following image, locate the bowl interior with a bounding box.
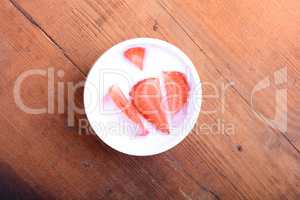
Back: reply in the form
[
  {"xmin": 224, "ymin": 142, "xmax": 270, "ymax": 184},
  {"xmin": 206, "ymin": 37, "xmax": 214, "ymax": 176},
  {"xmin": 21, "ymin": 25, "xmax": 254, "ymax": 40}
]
[{"xmin": 84, "ymin": 38, "xmax": 202, "ymax": 156}]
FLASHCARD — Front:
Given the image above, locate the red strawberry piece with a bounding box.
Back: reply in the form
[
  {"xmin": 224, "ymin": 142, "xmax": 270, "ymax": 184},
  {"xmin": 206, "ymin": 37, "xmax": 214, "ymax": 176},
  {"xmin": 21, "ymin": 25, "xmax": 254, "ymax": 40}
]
[
  {"xmin": 124, "ymin": 47, "xmax": 145, "ymax": 70},
  {"xmin": 130, "ymin": 78, "xmax": 170, "ymax": 134},
  {"xmin": 163, "ymin": 71, "xmax": 190, "ymax": 114},
  {"xmin": 108, "ymin": 85, "xmax": 148, "ymax": 136}
]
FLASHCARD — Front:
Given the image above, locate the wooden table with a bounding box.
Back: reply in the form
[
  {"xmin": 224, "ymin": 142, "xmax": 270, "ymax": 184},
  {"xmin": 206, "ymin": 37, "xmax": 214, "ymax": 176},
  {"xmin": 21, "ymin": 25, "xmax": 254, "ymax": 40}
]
[{"xmin": 0, "ymin": 0, "xmax": 299, "ymax": 199}]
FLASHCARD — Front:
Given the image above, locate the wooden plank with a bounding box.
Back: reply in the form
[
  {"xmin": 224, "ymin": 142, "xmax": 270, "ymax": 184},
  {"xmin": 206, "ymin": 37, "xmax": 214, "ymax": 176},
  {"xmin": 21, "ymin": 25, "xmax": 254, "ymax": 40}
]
[{"xmin": 2, "ymin": 0, "xmax": 300, "ymax": 199}]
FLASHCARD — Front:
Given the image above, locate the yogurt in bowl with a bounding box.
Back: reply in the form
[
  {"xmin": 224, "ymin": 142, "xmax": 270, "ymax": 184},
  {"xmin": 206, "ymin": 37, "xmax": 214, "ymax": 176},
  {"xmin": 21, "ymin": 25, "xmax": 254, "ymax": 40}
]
[{"xmin": 84, "ymin": 38, "xmax": 202, "ymax": 156}]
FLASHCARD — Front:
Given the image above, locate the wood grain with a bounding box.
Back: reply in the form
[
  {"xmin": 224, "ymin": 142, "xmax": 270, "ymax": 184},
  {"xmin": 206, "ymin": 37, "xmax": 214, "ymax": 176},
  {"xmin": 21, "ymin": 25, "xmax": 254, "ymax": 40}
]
[{"xmin": 0, "ymin": 0, "xmax": 299, "ymax": 199}]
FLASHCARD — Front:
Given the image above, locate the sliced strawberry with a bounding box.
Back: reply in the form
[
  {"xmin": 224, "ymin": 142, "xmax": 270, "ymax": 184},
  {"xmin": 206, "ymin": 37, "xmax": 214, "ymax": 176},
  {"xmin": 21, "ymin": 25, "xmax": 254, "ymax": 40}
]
[
  {"xmin": 130, "ymin": 78, "xmax": 169, "ymax": 134},
  {"xmin": 163, "ymin": 71, "xmax": 190, "ymax": 114},
  {"xmin": 124, "ymin": 47, "xmax": 145, "ymax": 70},
  {"xmin": 108, "ymin": 85, "xmax": 148, "ymax": 136}
]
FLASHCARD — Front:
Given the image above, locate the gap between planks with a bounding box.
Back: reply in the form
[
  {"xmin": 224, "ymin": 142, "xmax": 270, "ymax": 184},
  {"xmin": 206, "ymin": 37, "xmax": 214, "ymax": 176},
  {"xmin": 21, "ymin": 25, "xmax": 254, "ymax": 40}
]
[{"xmin": 8, "ymin": 0, "xmax": 87, "ymax": 77}]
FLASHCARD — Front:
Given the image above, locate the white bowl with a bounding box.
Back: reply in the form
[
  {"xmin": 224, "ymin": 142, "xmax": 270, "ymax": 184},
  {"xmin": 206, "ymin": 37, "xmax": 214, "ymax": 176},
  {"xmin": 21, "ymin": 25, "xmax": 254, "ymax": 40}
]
[{"xmin": 84, "ymin": 38, "xmax": 202, "ymax": 156}]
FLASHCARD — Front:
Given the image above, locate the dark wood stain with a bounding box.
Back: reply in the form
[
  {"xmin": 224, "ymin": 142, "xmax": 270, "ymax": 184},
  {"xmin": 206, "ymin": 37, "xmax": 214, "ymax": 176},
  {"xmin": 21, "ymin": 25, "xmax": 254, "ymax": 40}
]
[
  {"xmin": 0, "ymin": 162, "xmax": 51, "ymax": 200},
  {"xmin": 153, "ymin": 21, "xmax": 159, "ymax": 31},
  {"xmin": 236, "ymin": 144, "xmax": 243, "ymax": 152}
]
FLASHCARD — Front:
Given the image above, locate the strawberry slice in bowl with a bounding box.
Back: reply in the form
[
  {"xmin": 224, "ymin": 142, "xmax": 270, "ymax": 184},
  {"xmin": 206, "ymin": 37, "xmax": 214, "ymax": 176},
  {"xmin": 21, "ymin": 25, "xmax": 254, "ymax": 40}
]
[
  {"xmin": 163, "ymin": 71, "xmax": 190, "ymax": 115},
  {"xmin": 124, "ymin": 47, "xmax": 145, "ymax": 70},
  {"xmin": 108, "ymin": 85, "xmax": 149, "ymax": 136},
  {"xmin": 130, "ymin": 78, "xmax": 170, "ymax": 134}
]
